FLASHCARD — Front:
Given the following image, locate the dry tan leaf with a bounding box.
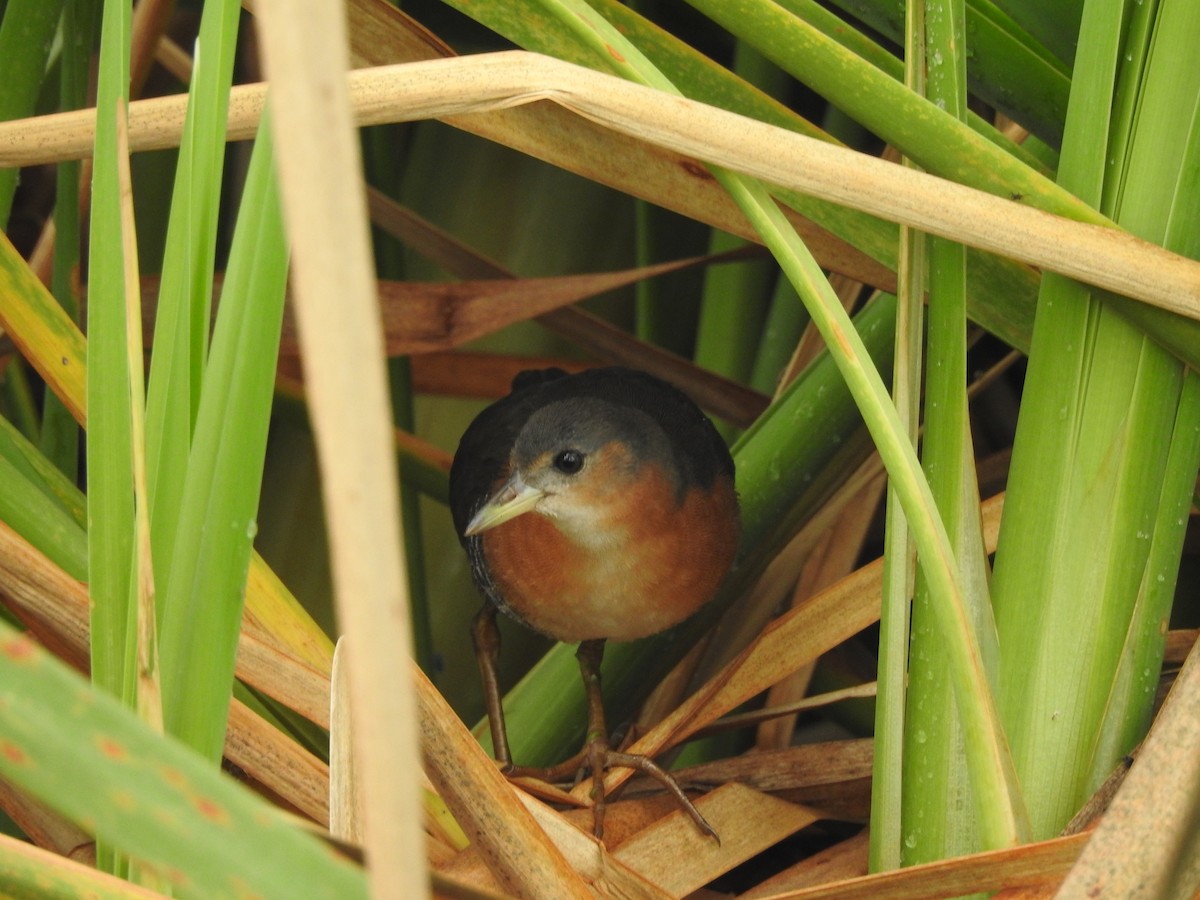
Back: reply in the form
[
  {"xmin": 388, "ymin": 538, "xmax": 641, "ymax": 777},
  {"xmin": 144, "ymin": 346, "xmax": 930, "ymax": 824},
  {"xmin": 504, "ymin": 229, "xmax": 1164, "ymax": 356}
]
[
  {"xmin": 517, "ymin": 793, "xmax": 674, "ymax": 900},
  {"xmin": 328, "ymin": 638, "xmax": 360, "ymax": 842},
  {"xmin": 415, "ymin": 667, "xmax": 592, "ymax": 899},
  {"xmin": 706, "ymin": 680, "xmax": 877, "ymax": 737},
  {"xmin": 409, "ymin": 351, "xmax": 590, "ymax": 400},
  {"xmin": 241, "ymin": 553, "xmax": 335, "ymax": 673},
  {"xmin": 560, "ymin": 794, "xmax": 683, "ymax": 849},
  {"xmin": 362, "ymin": 190, "xmax": 770, "ymax": 427},
  {"xmin": 608, "ymin": 556, "xmax": 885, "ymax": 794},
  {"xmin": 674, "ymin": 740, "xmax": 874, "ymax": 795},
  {"xmin": 0, "ymin": 519, "xmax": 331, "ymax": 729},
  {"xmin": 612, "ymin": 783, "xmax": 821, "ymax": 897},
  {"xmin": 341, "ymin": 0, "xmax": 890, "ymax": 291},
  {"xmin": 154, "ymin": 35, "xmax": 194, "ymax": 83},
  {"xmin": 664, "ymin": 739, "xmax": 873, "ymax": 823},
  {"xmin": 0, "ymin": 521, "xmax": 90, "ymax": 669},
  {"xmin": 236, "ymin": 630, "xmax": 331, "ymax": 729},
  {"xmin": 138, "ymin": 249, "xmax": 765, "ymax": 361},
  {"xmin": 0, "ymin": 513, "xmax": 335, "ymax": 834},
  {"xmin": 224, "ymin": 699, "xmax": 330, "ymax": 826},
  {"xmin": 691, "ymin": 451, "xmax": 886, "ymax": 691},
  {"xmin": 1165, "ymin": 628, "xmax": 1197, "ymax": 665},
  {"xmin": 1055, "ymin": 639, "xmax": 1200, "ymax": 899},
  {"xmin": 297, "ymin": 250, "xmax": 761, "ymax": 361},
  {"xmin": 758, "ymin": 475, "xmax": 886, "ymax": 750},
  {"xmin": 768, "ymin": 832, "xmax": 1087, "ymax": 899}
]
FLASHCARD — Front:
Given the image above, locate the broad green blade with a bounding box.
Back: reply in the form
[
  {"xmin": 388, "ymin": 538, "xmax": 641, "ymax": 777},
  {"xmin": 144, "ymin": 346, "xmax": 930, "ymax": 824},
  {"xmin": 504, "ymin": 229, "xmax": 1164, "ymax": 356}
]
[
  {"xmin": 0, "ymin": 623, "xmax": 365, "ymax": 898},
  {"xmin": 991, "ymin": 0, "xmax": 1200, "ymax": 838},
  {"xmin": 694, "ymin": 43, "xmax": 781, "ymax": 425},
  {"xmin": 681, "ymin": 0, "xmax": 1092, "ymax": 223},
  {"xmin": 871, "ymin": 6, "xmax": 927, "ymax": 867},
  {"xmin": 0, "ymin": 411, "xmax": 86, "ymax": 530}
]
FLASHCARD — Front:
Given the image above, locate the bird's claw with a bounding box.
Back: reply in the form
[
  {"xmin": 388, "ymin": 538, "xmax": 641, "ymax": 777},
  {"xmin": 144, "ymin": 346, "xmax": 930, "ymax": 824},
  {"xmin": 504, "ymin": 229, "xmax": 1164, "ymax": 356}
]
[{"xmin": 580, "ymin": 740, "xmax": 718, "ymax": 842}]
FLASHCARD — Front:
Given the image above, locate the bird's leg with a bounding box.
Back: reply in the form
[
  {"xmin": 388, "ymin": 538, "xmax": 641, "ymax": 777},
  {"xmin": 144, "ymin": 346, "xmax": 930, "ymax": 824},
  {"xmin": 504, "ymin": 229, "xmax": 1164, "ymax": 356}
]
[
  {"xmin": 577, "ymin": 639, "xmax": 614, "ymax": 838},
  {"xmin": 473, "ymin": 604, "xmax": 592, "ymax": 780},
  {"xmin": 474, "ymin": 620, "xmax": 715, "ymax": 840},
  {"xmin": 471, "ymin": 603, "xmax": 513, "ymax": 767},
  {"xmin": 575, "ymin": 639, "xmax": 718, "ymax": 841}
]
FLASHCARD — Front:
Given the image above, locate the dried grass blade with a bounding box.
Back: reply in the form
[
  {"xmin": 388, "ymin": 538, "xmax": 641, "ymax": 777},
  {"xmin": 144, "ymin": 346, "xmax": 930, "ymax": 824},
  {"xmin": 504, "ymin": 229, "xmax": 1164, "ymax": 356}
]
[
  {"xmin": 513, "ymin": 793, "xmax": 673, "ymax": 899},
  {"xmin": 0, "ymin": 237, "xmax": 86, "ymax": 423},
  {"xmin": 252, "ymin": 5, "xmax": 423, "ymax": 894},
  {"xmin": 0, "ymin": 778, "xmax": 91, "ymax": 862},
  {"xmin": 770, "ymin": 832, "xmax": 1088, "ymax": 899},
  {"xmin": 328, "ymin": 638, "xmax": 359, "ymax": 841},
  {"xmin": 757, "ymin": 475, "xmax": 884, "ymax": 750},
  {"xmin": 612, "ymin": 783, "xmax": 820, "ymax": 896},
  {"xmin": 0, "ymin": 626, "xmax": 364, "ymax": 896},
  {"xmin": 3, "ymin": 54, "xmax": 1196, "ymax": 320},
  {"xmin": 224, "ymin": 699, "xmax": 330, "ymax": 826},
  {"xmin": 1, "ymin": 233, "xmax": 334, "ymax": 685},
  {"xmin": 415, "ymin": 667, "xmax": 592, "ymax": 898},
  {"xmin": 1055, "ymin": 638, "xmax": 1200, "ymax": 899},
  {"xmin": 113, "ymin": 99, "xmax": 162, "ymax": 738},
  {"xmin": 673, "ymin": 738, "xmax": 873, "ymax": 798},
  {"xmin": 294, "ymin": 253, "xmax": 760, "ymax": 355},
  {"xmin": 0, "ymin": 540, "xmax": 334, "ymax": 832}
]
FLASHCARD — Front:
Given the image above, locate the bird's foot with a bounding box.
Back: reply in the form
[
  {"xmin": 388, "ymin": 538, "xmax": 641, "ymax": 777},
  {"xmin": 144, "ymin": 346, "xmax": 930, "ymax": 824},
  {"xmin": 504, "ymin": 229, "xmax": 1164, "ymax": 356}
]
[
  {"xmin": 579, "ymin": 738, "xmax": 718, "ymax": 842},
  {"xmin": 495, "ymin": 744, "xmax": 716, "ymax": 841}
]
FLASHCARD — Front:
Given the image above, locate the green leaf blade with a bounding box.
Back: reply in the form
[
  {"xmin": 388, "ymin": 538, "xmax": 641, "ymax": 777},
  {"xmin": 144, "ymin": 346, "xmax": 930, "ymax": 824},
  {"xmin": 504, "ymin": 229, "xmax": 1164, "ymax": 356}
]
[{"xmin": 157, "ymin": 121, "xmax": 290, "ymax": 763}]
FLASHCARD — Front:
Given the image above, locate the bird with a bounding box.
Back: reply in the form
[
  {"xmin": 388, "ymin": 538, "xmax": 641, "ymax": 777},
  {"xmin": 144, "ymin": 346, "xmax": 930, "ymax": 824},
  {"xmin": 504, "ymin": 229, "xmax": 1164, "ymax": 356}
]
[{"xmin": 449, "ymin": 365, "xmax": 740, "ymax": 838}]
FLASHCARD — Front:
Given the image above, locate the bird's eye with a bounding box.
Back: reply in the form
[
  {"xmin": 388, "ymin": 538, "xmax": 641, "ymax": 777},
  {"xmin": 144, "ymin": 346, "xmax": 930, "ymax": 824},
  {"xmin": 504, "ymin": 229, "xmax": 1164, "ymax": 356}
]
[{"xmin": 553, "ymin": 449, "xmax": 585, "ymax": 475}]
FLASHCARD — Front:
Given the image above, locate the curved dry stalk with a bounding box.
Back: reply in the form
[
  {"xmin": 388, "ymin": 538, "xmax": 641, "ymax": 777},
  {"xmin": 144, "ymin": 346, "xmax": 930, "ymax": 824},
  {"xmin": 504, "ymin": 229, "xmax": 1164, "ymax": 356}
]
[{"xmin": 1, "ymin": 52, "xmax": 1197, "ymax": 320}]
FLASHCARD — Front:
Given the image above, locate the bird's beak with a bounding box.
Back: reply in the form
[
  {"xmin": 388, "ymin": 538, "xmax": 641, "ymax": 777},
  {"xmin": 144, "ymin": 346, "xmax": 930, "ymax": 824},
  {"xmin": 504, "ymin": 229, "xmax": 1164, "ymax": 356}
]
[{"xmin": 464, "ymin": 472, "xmax": 545, "ymax": 535}]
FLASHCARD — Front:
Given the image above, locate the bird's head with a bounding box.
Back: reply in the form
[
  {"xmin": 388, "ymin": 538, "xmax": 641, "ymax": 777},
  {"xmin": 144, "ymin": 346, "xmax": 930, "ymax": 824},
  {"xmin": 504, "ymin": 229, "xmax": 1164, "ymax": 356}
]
[{"xmin": 463, "ymin": 396, "xmax": 676, "ymax": 545}]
